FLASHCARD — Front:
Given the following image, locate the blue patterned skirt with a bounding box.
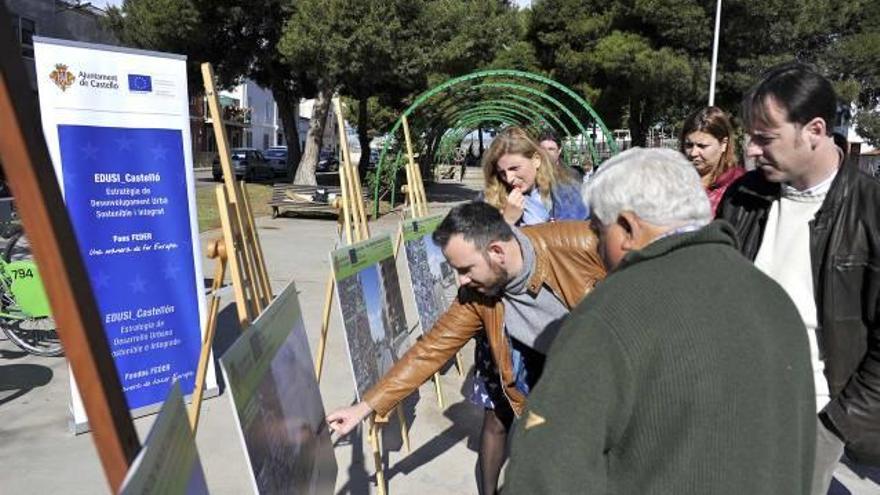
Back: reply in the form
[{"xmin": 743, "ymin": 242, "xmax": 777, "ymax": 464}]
[{"xmin": 468, "ymin": 332, "xmax": 544, "ymax": 410}]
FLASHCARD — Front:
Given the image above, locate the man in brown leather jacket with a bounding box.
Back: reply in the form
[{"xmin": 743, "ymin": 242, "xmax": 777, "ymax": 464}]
[
  {"xmin": 326, "ymin": 201, "xmax": 604, "ymax": 434},
  {"xmin": 718, "ymin": 63, "xmax": 880, "ymax": 493}
]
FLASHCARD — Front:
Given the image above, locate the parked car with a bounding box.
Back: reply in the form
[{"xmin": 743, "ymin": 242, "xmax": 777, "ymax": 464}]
[
  {"xmin": 212, "ymin": 148, "xmax": 273, "ymax": 181},
  {"xmin": 317, "ymin": 151, "xmax": 339, "ymax": 172},
  {"xmin": 263, "ymin": 147, "xmax": 288, "ymax": 177}
]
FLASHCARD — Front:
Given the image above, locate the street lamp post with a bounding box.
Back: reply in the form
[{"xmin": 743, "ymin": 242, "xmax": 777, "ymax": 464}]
[{"xmin": 709, "ymin": 0, "xmax": 722, "ymax": 106}]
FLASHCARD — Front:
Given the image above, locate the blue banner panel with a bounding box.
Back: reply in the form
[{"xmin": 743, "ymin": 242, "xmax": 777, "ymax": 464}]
[{"xmin": 58, "ymin": 124, "xmax": 200, "ymax": 410}]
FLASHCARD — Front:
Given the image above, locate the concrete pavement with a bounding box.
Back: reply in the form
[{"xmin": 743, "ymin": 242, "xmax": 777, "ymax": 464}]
[{"xmin": 0, "ymin": 172, "xmax": 485, "ymax": 494}]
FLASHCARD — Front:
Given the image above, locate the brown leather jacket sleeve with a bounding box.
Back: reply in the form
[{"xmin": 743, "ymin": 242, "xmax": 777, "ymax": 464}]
[{"xmin": 363, "ymin": 297, "xmax": 485, "ymax": 416}]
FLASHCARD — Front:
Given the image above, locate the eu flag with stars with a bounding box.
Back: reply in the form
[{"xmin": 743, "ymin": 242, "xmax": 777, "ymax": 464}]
[{"xmin": 128, "ymin": 74, "xmax": 152, "ymax": 92}]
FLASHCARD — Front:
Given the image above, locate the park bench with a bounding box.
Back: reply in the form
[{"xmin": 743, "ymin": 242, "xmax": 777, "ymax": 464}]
[{"xmin": 268, "ymin": 183, "xmax": 368, "ymax": 218}]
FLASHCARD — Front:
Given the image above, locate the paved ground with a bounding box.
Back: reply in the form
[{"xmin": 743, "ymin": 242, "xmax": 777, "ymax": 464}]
[{"xmin": 0, "ymin": 172, "xmax": 486, "ymax": 494}]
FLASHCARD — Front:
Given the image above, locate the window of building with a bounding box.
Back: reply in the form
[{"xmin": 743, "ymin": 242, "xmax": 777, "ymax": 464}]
[
  {"xmin": 263, "ymin": 133, "xmax": 269, "ymax": 150},
  {"xmin": 12, "ymin": 16, "xmax": 36, "ymax": 58}
]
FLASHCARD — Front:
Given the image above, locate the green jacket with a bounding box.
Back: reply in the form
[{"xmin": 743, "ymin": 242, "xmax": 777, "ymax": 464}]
[{"xmin": 505, "ymin": 221, "xmax": 816, "ymax": 494}]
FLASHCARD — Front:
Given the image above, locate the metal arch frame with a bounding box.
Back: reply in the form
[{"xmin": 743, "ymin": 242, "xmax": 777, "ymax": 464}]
[
  {"xmin": 387, "ymin": 113, "xmax": 515, "ymax": 205},
  {"xmin": 422, "ymin": 114, "xmax": 515, "ymax": 175},
  {"xmin": 428, "ymin": 91, "xmax": 575, "ymax": 141},
  {"xmin": 433, "ymin": 115, "xmax": 514, "ymax": 165},
  {"xmin": 449, "ymin": 114, "xmax": 522, "ymax": 134},
  {"xmin": 400, "ymin": 70, "xmax": 614, "ymax": 139},
  {"xmin": 419, "ymin": 82, "xmax": 586, "ymax": 137},
  {"xmin": 427, "ymin": 86, "xmax": 598, "ymax": 167},
  {"xmin": 412, "ymin": 81, "xmax": 602, "ymax": 170},
  {"xmin": 373, "ymin": 69, "xmax": 619, "ymax": 215},
  {"xmin": 422, "ymin": 92, "xmax": 577, "ymax": 166},
  {"xmin": 423, "ymin": 106, "xmax": 534, "ymax": 166},
  {"xmin": 453, "ymin": 104, "xmax": 542, "ymax": 129}
]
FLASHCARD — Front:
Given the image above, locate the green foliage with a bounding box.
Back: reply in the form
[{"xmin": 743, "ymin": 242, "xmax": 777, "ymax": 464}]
[
  {"xmin": 856, "ymin": 111, "xmax": 880, "ymax": 147},
  {"xmin": 339, "ymin": 97, "xmax": 401, "ymax": 142},
  {"xmin": 108, "ymin": 0, "xmax": 309, "ymax": 177},
  {"xmin": 820, "ymin": 1, "xmax": 880, "ymax": 146},
  {"xmin": 280, "ymin": 0, "xmax": 431, "ymax": 169},
  {"xmin": 106, "ymin": 0, "xmax": 199, "ymax": 50},
  {"xmin": 423, "ymin": 0, "xmax": 522, "ymax": 77},
  {"xmin": 105, "ymin": 0, "xmax": 202, "ymax": 89},
  {"xmin": 365, "ymin": 153, "xmax": 405, "ymax": 201},
  {"xmin": 280, "ymin": 0, "xmax": 428, "ymax": 99},
  {"xmin": 527, "ymin": 0, "xmax": 879, "ymax": 145}
]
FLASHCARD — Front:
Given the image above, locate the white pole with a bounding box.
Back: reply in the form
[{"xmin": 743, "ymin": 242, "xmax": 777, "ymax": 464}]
[{"xmin": 708, "ymin": 0, "xmax": 722, "ymax": 106}]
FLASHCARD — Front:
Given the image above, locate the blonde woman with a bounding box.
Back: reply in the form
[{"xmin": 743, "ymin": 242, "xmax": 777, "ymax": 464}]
[
  {"xmin": 472, "ymin": 127, "xmax": 589, "ymax": 494},
  {"xmin": 481, "ymin": 127, "xmax": 588, "ymax": 225}
]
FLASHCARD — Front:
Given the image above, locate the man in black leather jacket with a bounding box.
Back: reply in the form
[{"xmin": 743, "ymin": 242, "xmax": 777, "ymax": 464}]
[{"xmin": 718, "ymin": 63, "xmax": 880, "ymax": 494}]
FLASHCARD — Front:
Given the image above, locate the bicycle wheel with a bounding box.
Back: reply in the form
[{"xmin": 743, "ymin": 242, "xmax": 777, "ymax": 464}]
[
  {"xmin": 4, "ymin": 226, "xmax": 29, "ymax": 261},
  {"xmin": 1, "ymin": 229, "xmax": 63, "ymax": 357}
]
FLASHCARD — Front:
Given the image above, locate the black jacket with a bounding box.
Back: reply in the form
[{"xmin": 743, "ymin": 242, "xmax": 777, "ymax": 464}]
[{"xmin": 717, "ymin": 162, "xmax": 880, "ymax": 465}]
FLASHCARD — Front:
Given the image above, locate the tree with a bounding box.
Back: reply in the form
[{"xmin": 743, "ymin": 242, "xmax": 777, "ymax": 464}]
[
  {"xmin": 280, "ymin": 0, "xmax": 430, "ymax": 182},
  {"xmin": 417, "ymin": 1, "xmax": 525, "ymax": 167},
  {"xmin": 108, "ymin": 0, "xmax": 308, "ymax": 179},
  {"xmin": 819, "ymin": 0, "xmax": 880, "ymax": 146},
  {"xmin": 282, "ymin": 0, "xmax": 526, "ymax": 187},
  {"xmin": 526, "ymin": 0, "xmax": 867, "ymax": 146},
  {"xmin": 528, "ymin": 0, "xmax": 701, "ymax": 146},
  {"xmin": 106, "ymin": 0, "xmax": 202, "ymax": 89}
]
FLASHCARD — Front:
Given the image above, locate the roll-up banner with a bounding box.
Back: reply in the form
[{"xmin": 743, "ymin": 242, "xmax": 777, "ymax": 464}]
[{"xmin": 32, "ymin": 37, "xmax": 216, "ymax": 432}]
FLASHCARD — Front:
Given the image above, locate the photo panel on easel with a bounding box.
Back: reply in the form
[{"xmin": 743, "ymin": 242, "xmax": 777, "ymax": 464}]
[
  {"xmin": 401, "ymin": 215, "xmax": 457, "ymax": 333},
  {"xmin": 220, "ymin": 282, "xmax": 337, "ymax": 494},
  {"xmin": 330, "ymin": 235, "xmax": 410, "ymax": 400}
]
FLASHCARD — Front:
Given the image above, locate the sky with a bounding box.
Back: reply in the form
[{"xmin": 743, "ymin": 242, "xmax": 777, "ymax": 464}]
[{"xmin": 358, "ymin": 265, "xmax": 386, "ymax": 344}]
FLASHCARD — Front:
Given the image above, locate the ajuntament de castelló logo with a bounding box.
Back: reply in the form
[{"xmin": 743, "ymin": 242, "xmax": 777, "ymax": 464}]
[{"xmin": 49, "ymin": 63, "xmax": 76, "ymax": 91}]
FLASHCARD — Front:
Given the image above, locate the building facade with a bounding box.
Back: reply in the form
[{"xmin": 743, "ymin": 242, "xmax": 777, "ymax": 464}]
[{"xmin": 7, "ymin": 0, "xmax": 118, "ymax": 89}]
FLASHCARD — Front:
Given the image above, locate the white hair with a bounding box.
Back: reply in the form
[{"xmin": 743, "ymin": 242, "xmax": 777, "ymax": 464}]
[{"xmin": 585, "ymin": 147, "xmax": 712, "ymax": 227}]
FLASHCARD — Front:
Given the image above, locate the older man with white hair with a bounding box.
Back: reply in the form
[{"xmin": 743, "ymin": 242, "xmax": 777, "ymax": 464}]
[{"xmin": 503, "ymin": 147, "xmax": 816, "ymax": 494}]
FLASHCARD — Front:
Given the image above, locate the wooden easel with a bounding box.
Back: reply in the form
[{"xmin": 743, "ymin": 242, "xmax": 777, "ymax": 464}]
[
  {"xmin": 0, "ymin": 7, "xmax": 139, "ymax": 490},
  {"xmin": 313, "ymin": 97, "xmax": 412, "ymax": 495},
  {"xmin": 188, "ymin": 62, "xmax": 274, "ymax": 431},
  {"xmin": 395, "ymin": 115, "xmax": 464, "ymax": 409}
]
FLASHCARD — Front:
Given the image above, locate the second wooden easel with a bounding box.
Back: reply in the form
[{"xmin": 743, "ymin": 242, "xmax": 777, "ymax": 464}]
[
  {"xmin": 395, "ymin": 115, "xmax": 464, "ymax": 409},
  {"xmin": 188, "ymin": 62, "xmax": 274, "ymax": 432},
  {"xmin": 313, "ymin": 97, "xmax": 411, "ymax": 495}
]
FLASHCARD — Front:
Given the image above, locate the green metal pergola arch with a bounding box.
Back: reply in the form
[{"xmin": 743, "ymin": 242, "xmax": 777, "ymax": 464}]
[
  {"xmin": 401, "ymin": 78, "xmax": 604, "ymax": 169},
  {"xmin": 372, "ymin": 69, "xmax": 619, "ymax": 216},
  {"xmin": 419, "ymin": 82, "xmax": 590, "ymax": 140},
  {"xmin": 430, "ymin": 89, "xmax": 598, "ymax": 168},
  {"xmin": 432, "ymin": 89, "xmax": 588, "ymax": 165},
  {"xmin": 430, "ymin": 111, "xmax": 523, "ymax": 159},
  {"xmin": 416, "ymin": 85, "xmax": 561, "ymax": 131},
  {"xmin": 399, "ymin": 69, "xmax": 612, "ymax": 135},
  {"xmin": 428, "ymin": 93, "xmax": 576, "ymax": 145},
  {"xmin": 454, "ymin": 104, "xmax": 543, "ymax": 129},
  {"xmin": 431, "ymin": 111, "xmax": 524, "ymax": 166}
]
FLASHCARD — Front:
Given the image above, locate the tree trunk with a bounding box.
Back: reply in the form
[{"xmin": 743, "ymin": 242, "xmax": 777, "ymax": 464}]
[
  {"xmin": 628, "ymin": 98, "xmax": 650, "ymax": 148},
  {"xmin": 273, "ymin": 86, "xmax": 302, "ymax": 182},
  {"xmin": 294, "ymin": 87, "xmax": 332, "ymax": 185},
  {"xmin": 357, "ymin": 97, "xmax": 370, "ymax": 172}
]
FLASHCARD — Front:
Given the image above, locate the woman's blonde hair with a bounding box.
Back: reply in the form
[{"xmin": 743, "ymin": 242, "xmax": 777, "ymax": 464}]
[{"xmin": 481, "ymin": 127, "xmax": 566, "ymax": 211}]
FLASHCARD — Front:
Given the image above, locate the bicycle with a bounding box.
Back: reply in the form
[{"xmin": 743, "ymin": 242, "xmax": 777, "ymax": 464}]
[{"xmin": 0, "ymin": 225, "xmax": 62, "ymax": 357}]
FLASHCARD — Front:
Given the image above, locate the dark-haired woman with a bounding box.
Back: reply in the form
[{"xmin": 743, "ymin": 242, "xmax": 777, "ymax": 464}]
[{"xmin": 680, "ymin": 106, "xmax": 745, "ymax": 214}]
